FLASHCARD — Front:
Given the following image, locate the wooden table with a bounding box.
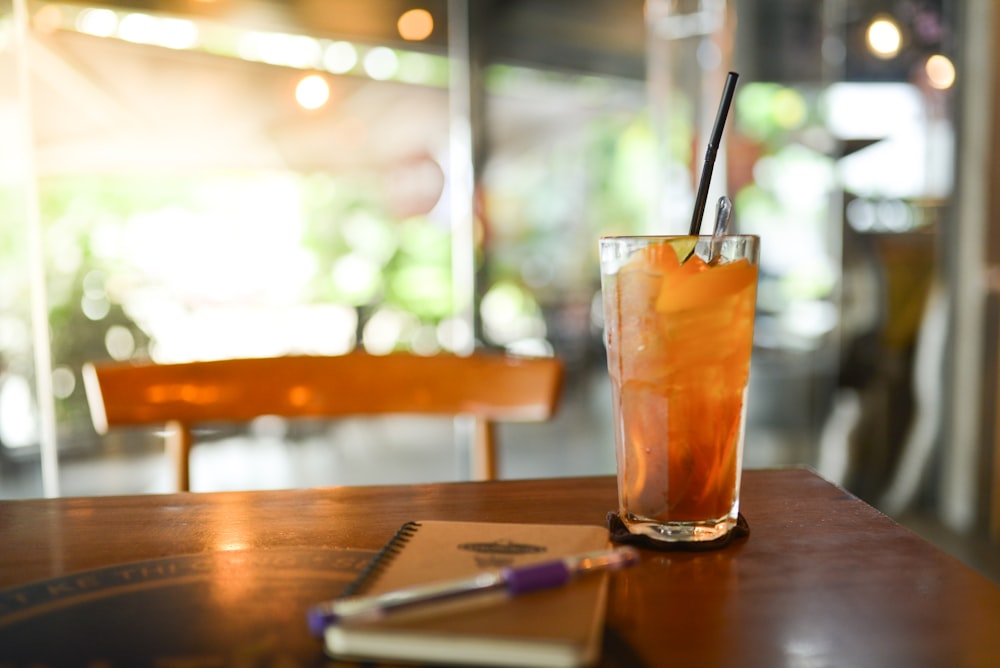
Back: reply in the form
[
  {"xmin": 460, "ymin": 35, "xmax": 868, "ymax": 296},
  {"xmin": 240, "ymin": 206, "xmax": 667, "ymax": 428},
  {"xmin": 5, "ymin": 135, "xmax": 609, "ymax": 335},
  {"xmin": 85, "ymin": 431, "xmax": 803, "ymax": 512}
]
[{"xmin": 1, "ymin": 468, "xmax": 998, "ymax": 666}]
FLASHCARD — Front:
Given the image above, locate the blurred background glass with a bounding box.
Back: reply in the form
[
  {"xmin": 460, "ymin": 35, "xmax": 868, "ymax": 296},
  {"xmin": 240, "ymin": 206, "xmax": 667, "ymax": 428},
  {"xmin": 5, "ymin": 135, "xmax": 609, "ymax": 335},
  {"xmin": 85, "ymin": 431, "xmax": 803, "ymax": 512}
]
[{"xmin": 0, "ymin": 0, "xmax": 996, "ymax": 574}]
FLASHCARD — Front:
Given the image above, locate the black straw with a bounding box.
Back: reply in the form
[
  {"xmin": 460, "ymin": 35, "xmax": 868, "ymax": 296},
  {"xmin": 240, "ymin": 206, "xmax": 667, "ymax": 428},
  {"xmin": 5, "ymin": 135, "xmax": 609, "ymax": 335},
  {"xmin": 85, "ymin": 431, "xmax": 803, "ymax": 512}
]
[{"xmin": 688, "ymin": 71, "xmax": 739, "ymax": 236}]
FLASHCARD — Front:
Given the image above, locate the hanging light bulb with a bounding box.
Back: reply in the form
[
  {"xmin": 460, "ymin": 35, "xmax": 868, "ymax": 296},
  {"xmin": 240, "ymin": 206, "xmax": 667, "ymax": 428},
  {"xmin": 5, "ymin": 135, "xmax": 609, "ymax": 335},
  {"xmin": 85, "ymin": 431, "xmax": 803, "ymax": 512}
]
[
  {"xmin": 397, "ymin": 8, "xmax": 434, "ymax": 41},
  {"xmin": 925, "ymin": 54, "xmax": 955, "ymax": 90},
  {"xmin": 295, "ymin": 73, "xmax": 330, "ymax": 110},
  {"xmin": 866, "ymin": 16, "xmax": 902, "ymax": 59}
]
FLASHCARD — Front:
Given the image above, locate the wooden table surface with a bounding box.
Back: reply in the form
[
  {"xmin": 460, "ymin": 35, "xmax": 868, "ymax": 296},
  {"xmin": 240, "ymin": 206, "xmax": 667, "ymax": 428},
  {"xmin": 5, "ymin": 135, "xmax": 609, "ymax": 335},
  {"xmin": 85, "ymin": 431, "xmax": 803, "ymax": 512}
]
[{"xmin": 1, "ymin": 468, "xmax": 998, "ymax": 667}]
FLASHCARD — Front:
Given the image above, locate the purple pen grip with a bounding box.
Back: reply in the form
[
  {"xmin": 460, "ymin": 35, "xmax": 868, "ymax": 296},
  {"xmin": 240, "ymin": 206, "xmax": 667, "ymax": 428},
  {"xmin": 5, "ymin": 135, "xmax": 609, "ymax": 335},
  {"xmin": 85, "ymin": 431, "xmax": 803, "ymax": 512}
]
[
  {"xmin": 503, "ymin": 561, "xmax": 570, "ymax": 594},
  {"xmin": 307, "ymin": 606, "xmax": 336, "ymax": 637}
]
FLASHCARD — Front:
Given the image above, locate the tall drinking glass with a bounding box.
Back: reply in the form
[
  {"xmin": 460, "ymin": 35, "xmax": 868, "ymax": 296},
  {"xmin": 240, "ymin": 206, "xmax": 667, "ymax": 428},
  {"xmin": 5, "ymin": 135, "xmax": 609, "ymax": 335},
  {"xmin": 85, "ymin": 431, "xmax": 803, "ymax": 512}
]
[{"xmin": 600, "ymin": 235, "xmax": 759, "ymax": 542}]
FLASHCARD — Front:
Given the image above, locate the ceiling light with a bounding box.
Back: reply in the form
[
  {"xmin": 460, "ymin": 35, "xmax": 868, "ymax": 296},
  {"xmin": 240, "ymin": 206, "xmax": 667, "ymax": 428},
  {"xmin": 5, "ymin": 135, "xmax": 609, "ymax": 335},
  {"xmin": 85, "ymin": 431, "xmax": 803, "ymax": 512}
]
[
  {"xmin": 866, "ymin": 17, "xmax": 901, "ymax": 59},
  {"xmin": 925, "ymin": 54, "xmax": 955, "ymax": 90},
  {"xmin": 295, "ymin": 74, "xmax": 330, "ymax": 110},
  {"xmin": 397, "ymin": 8, "xmax": 433, "ymax": 41}
]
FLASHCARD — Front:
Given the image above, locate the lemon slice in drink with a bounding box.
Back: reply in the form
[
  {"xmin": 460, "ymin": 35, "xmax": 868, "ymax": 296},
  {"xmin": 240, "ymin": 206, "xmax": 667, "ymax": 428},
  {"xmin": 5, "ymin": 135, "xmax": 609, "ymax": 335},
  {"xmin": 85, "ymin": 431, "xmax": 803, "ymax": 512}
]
[{"xmin": 669, "ymin": 237, "xmax": 698, "ymax": 265}]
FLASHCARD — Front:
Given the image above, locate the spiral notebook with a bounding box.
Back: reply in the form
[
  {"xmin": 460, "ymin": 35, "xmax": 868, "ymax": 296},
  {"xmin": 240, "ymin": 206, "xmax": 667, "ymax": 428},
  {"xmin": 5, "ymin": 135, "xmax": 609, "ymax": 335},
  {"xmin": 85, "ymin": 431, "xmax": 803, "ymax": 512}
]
[{"xmin": 323, "ymin": 520, "xmax": 612, "ymax": 667}]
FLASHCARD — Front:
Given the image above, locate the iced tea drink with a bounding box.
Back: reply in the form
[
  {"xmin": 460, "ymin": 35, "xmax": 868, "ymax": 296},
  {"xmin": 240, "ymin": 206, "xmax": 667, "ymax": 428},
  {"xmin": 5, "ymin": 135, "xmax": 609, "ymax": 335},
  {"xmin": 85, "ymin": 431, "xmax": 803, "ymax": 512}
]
[{"xmin": 600, "ymin": 235, "xmax": 759, "ymax": 542}]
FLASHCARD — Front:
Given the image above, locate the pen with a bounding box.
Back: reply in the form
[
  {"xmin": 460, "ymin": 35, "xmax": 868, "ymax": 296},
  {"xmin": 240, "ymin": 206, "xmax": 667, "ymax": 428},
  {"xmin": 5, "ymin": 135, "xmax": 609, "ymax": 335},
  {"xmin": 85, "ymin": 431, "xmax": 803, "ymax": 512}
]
[{"xmin": 307, "ymin": 545, "xmax": 639, "ymax": 636}]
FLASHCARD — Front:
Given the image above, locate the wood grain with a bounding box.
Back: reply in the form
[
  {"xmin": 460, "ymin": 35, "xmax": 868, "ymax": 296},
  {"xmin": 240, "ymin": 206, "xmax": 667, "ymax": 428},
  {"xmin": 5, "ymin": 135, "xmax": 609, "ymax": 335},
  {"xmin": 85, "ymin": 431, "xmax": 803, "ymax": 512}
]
[{"xmin": 1, "ymin": 469, "xmax": 998, "ymax": 667}]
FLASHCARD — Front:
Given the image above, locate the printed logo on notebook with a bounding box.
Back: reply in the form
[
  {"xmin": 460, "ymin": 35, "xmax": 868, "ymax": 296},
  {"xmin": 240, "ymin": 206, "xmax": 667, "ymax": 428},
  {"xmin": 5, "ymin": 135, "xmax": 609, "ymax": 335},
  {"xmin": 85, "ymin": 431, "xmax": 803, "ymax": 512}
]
[{"xmin": 457, "ymin": 539, "xmax": 547, "ymax": 568}]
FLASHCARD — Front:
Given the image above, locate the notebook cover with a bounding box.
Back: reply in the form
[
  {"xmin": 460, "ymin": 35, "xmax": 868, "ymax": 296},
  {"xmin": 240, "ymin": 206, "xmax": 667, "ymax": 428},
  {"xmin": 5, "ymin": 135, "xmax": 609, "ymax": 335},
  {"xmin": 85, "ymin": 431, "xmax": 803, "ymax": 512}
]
[{"xmin": 324, "ymin": 520, "xmax": 612, "ymax": 667}]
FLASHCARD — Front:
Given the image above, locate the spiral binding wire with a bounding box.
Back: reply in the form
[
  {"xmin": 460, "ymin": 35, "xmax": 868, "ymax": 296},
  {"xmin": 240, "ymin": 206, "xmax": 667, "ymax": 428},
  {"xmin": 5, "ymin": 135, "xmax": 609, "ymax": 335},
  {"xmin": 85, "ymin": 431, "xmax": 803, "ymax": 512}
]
[{"xmin": 339, "ymin": 520, "xmax": 421, "ymax": 597}]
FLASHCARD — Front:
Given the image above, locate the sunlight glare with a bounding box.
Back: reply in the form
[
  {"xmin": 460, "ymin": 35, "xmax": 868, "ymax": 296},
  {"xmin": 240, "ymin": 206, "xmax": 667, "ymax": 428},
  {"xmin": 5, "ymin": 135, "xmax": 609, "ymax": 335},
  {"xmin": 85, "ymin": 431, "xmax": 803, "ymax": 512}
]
[
  {"xmin": 105, "ymin": 325, "xmax": 137, "ymax": 360},
  {"xmin": 81, "ymin": 294, "xmax": 111, "ymax": 321},
  {"xmin": 436, "ymin": 317, "xmax": 473, "ymax": 353},
  {"xmin": 51, "ymin": 367, "xmax": 76, "ymax": 400},
  {"xmin": 397, "ymin": 51, "xmax": 435, "ymax": 84},
  {"xmin": 32, "ymin": 5, "xmax": 63, "ymax": 34},
  {"xmin": 118, "ymin": 13, "xmax": 156, "ymax": 44},
  {"xmin": 409, "ymin": 325, "xmax": 440, "ymax": 355},
  {"xmin": 364, "ymin": 47, "xmax": 399, "ymax": 80},
  {"xmin": 0, "ymin": 374, "xmax": 37, "ymax": 449},
  {"xmin": 363, "ymin": 308, "xmax": 418, "ymax": 355},
  {"xmin": 240, "ymin": 31, "xmax": 322, "ymax": 68},
  {"xmin": 481, "ymin": 282, "xmax": 546, "ymax": 345},
  {"xmin": 323, "ymin": 41, "xmax": 358, "ymax": 73},
  {"xmin": 77, "ymin": 7, "xmax": 117, "ymax": 37},
  {"xmin": 156, "ymin": 18, "xmax": 198, "ymax": 50},
  {"xmin": 331, "ymin": 254, "xmax": 381, "ymax": 305}
]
